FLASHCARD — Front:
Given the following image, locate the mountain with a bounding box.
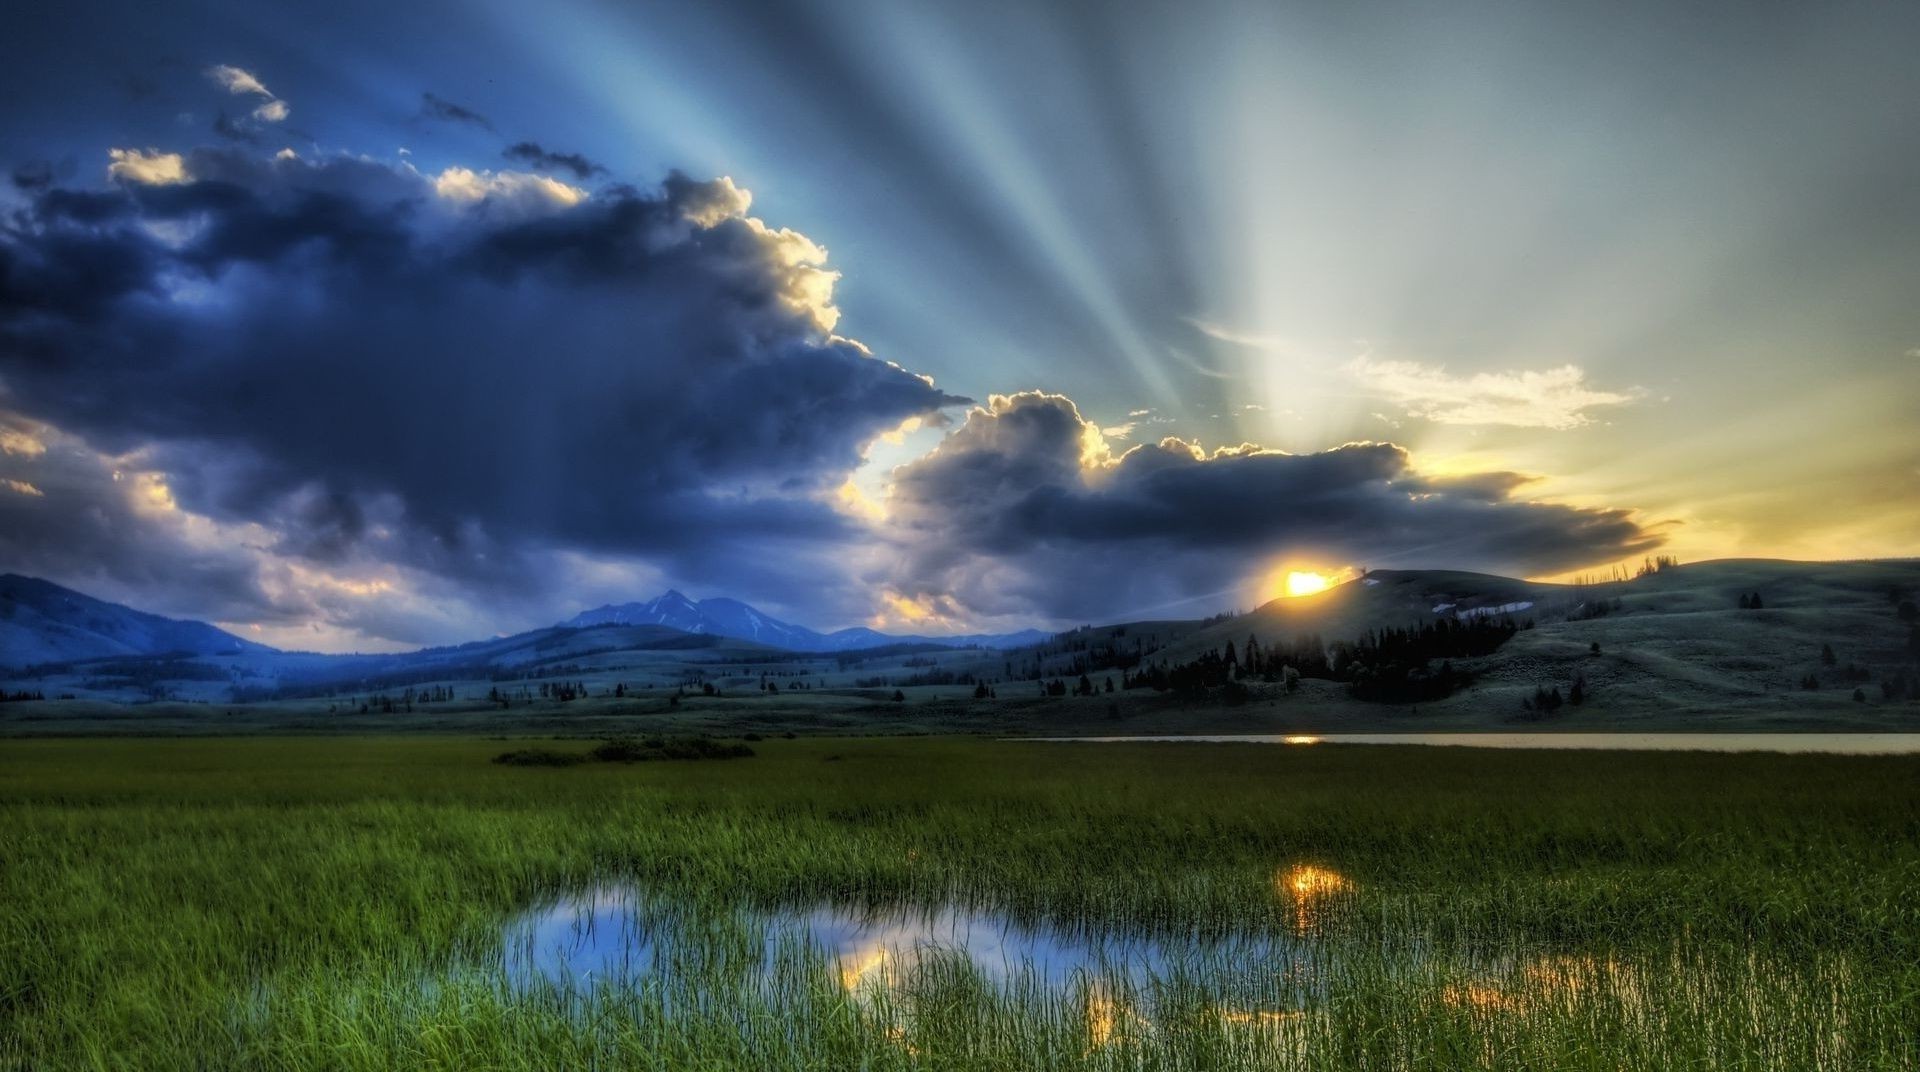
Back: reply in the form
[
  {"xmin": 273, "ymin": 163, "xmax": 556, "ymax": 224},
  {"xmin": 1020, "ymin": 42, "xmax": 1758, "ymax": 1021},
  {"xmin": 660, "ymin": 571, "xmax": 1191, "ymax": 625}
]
[
  {"xmin": 565, "ymin": 590, "xmax": 824, "ymax": 649},
  {"xmin": 564, "ymin": 592, "xmax": 1048, "ymax": 652},
  {"xmin": 0, "ymin": 574, "xmax": 276, "ymax": 668}
]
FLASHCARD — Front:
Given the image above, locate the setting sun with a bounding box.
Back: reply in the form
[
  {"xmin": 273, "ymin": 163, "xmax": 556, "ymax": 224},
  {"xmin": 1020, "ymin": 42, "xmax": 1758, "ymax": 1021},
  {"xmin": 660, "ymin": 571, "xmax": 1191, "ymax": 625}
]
[{"xmin": 1284, "ymin": 571, "xmax": 1331, "ymax": 598}]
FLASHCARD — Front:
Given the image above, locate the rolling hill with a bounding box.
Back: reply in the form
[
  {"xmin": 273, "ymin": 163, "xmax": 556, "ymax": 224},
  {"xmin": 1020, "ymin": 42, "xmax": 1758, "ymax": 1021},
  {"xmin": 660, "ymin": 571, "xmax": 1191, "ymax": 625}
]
[
  {"xmin": 1005, "ymin": 559, "xmax": 1920, "ymax": 723},
  {"xmin": 0, "ymin": 574, "xmax": 274, "ymax": 668}
]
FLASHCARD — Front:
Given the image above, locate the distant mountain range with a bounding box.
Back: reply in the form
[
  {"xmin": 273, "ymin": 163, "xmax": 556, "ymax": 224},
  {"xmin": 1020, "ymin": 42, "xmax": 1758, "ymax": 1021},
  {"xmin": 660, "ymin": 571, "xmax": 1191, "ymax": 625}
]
[
  {"xmin": 0, "ymin": 573, "xmax": 274, "ymax": 667},
  {"xmin": 563, "ymin": 590, "xmax": 1048, "ymax": 652},
  {"xmin": 0, "ymin": 575, "xmax": 1049, "ymax": 669}
]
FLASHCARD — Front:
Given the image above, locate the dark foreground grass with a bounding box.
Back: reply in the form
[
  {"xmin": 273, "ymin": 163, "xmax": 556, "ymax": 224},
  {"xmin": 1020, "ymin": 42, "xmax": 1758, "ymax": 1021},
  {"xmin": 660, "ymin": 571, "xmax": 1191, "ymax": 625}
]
[{"xmin": 2, "ymin": 736, "xmax": 1916, "ymax": 1069}]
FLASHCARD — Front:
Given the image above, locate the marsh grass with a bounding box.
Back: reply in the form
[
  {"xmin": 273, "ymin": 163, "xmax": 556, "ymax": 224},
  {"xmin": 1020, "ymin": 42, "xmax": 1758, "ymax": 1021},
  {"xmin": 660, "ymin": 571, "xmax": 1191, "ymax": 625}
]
[{"xmin": 2, "ymin": 737, "xmax": 1916, "ymax": 1069}]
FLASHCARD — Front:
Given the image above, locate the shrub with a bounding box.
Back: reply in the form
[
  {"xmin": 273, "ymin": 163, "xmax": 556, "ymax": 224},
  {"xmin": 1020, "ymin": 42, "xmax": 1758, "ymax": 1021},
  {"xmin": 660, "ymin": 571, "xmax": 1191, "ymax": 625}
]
[
  {"xmin": 590, "ymin": 736, "xmax": 755, "ymax": 763},
  {"xmin": 491, "ymin": 749, "xmax": 585, "ymax": 767}
]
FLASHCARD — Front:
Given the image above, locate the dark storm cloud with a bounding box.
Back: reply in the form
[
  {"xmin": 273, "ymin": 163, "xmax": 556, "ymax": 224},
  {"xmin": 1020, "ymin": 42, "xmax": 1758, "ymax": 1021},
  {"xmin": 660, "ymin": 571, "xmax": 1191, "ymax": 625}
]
[
  {"xmin": 10, "ymin": 161, "xmax": 54, "ymax": 191},
  {"xmin": 501, "ymin": 142, "xmax": 606, "ymax": 181},
  {"xmin": 212, "ymin": 110, "xmax": 261, "ymax": 144},
  {"xmin": 0, "ymin": 413, "xmax": 288, "ymax": 626},
  {"xmin": 0, "ymin": 146, "xmax": 966, "ymax": 637},
  {"xmin": 418, "ymin": 92, "xmax": 495, "ymax": 131},
  {"xmin": 881, "ymin": 393, "xmax": 1663, "ymax": 622}
]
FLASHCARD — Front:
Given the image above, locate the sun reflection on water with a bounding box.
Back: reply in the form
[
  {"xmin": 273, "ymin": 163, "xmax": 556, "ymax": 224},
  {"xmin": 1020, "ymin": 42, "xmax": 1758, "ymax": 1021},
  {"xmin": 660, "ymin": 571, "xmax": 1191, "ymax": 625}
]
[
  {"xmin": 1282, "ymin": 865, "xmax": 1349, "ymax": 897},
  {"xmin": 1278, "ymin": 864, "xmax": 1351, "ymax": 934}
]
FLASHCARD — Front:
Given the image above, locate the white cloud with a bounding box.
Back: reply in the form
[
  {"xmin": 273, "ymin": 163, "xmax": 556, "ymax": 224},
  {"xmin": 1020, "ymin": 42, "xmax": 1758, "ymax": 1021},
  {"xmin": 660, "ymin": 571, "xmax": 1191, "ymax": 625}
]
[
  {"xmin": 2, "ymin": 478, "xmax": 43, "ymax": 497},
  {"xmin": 106, "ymin": 148, "xmax": 188, "ymax": 185},
  {"xmin": 1351, "ymin": 357, "xmax": 1637, "ymax": 430},
  {"xmin": 431, "ymin": 167, "xmax": 587, "ymax": 213},
  {"xmin": 0, "ymin": 418, "xmax": 47, "ymax": 457},
  {"xmin": 207, "ymin": 64, "xmax": 288, "ymax": 127},
  {"xmin": 206, "ymin": 64, "xmax": 272, "ymax": 98},
  {"xmin": 1100, "ymin": 422, "xmax": 1137, "ymax": 440}
]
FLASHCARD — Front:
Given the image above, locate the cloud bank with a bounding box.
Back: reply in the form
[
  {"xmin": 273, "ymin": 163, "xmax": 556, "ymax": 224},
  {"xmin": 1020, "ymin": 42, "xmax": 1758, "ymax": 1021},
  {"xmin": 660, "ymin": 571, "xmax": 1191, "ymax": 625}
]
[
  {"xmin": 0, "ymin": 143, "xmax": 965, "ymax": 643},
  {"xmin": 0, "ymin": 99, "xmax": 1662, "ymax": 644},
  {"xmin": 877, "ymin": 393, "xmax": 1661, "ymax": 622}
]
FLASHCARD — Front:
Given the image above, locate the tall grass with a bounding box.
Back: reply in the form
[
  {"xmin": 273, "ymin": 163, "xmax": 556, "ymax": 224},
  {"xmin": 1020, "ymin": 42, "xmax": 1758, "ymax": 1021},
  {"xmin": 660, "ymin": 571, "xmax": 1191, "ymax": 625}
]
[{"xmin": 2, "ymin": 737, "xmax": 1916, "ymax": 1069}]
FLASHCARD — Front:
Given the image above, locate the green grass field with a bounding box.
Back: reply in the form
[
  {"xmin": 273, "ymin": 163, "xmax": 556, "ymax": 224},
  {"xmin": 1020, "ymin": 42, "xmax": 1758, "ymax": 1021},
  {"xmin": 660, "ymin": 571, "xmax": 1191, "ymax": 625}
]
[{"xmin": 4, "ymin": 736, "xmax": 1917, "ymax": 1069}]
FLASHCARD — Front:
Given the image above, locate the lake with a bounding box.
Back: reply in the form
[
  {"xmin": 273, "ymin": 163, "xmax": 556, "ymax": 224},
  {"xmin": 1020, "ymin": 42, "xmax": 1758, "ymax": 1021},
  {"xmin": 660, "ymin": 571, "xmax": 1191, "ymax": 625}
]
[{"xmin": 1018, "ymin": 733, "xmax": 1920, "ymax": 753}]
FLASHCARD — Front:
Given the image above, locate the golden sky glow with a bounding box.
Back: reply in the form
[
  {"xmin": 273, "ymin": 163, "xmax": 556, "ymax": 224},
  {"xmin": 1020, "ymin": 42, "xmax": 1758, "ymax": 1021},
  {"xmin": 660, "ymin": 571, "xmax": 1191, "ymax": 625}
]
[
  {"xmin": 1283, "ymin": 571, "xmax": 1330, "ymax": 597},
  {"xmin": 1262, "ymin": 566, "xmax": 1353, "ymax": 603}
]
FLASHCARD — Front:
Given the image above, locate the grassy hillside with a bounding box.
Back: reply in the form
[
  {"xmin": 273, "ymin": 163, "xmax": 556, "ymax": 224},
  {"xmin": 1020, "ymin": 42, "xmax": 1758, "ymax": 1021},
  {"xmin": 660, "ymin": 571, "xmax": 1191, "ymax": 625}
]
[{"xmin": 1115, "ymin": 558, "xmax": 1920, "ymax": 723}]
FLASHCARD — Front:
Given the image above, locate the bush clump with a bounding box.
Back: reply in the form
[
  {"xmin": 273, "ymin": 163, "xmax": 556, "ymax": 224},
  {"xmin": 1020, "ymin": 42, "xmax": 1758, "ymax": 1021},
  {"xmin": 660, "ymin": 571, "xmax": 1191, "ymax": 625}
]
[
  {"xmin": 490, "ymin": 749, "xmax": 586, "ymax": 767},
  {"xmin": 588, "ymin": 736, "xmax": 755, "ymax": 763},
  {"xmin": 493, "ymin": 736, "xmax": 754, "ymax": 767}
]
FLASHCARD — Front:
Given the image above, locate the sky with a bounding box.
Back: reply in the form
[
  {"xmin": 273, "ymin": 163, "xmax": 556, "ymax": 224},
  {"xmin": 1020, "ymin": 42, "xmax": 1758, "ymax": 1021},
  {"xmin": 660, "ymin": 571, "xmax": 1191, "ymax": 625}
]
[{"xmin": 1, "ymin": 0, "xmax": 1916, "ymax": 652}]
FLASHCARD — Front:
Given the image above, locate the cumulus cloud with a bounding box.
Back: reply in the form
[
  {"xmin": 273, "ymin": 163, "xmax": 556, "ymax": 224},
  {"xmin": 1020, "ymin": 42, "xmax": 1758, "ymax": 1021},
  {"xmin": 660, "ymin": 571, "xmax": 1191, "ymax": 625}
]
[
  {"xmin": 0, "ymin": 408, "xmax": 611, "ymax": 650},
  {"xmin": 0, "ymin": 410, "xmax": 293, "ymax": 628},
  {"xmin": 876, "ymin": 392, "xmax": 1661, "ymax": 622},
  {"xmin": 0, "ymin": 145, "xmax": 966, "ymax": 644},
  {"xmin": 502, "ymin": 142, "xmax": 607, "ymax": 181},
  {"xmin": 419, "ymin": 92, "xmax": 495, "ymax": 131},
  {"xmin": 430, "ymin": 165, "xmax": 587, "ymax": 213},
  {"xmin": 105, "ymin": 148, "xmax": 188, "ymax": 185},
  {"xmin": 252, "ymin": 99, "xmax": 289, "ymax": 123},
  {"xmin": 1351, "ymin": 357, "xmax": 1637, "ymax": 429},
  {"xmin": 1, "ymin": 124, "xmax": 1669, "ymax": 643}
]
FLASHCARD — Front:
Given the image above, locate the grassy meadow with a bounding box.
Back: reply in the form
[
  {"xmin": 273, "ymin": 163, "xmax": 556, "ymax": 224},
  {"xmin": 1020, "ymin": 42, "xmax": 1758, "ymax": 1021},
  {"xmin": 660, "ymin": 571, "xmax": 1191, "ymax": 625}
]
[{"xmin": 3, "ymin": 736, "xmax": 1917, "ymax": 1069}]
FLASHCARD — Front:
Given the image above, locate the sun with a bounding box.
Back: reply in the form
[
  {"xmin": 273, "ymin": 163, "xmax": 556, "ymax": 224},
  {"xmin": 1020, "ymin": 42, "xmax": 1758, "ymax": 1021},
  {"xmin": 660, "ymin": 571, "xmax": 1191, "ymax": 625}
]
[
  {"xmin": 1260, "ymin": 565, "xmax": 1348, "ymax": 602},
  {"xmin": 1283, "ymin": 571, "xmax": 1332, "ymax": 598}
]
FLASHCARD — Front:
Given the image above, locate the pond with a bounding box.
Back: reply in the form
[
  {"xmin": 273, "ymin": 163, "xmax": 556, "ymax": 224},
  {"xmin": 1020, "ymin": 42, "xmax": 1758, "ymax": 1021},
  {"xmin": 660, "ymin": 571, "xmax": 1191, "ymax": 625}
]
[
  {"xmin": 490, "ymin": 866, "xmax": 1862, "ymax": 1062},
  {"xmin": 504, "ymin": 872, "xmax": 1355, "ymax": 1003},
  {"xmin": 1017, "ymin": 733, "xmax": 1920, "ymax": 753}
]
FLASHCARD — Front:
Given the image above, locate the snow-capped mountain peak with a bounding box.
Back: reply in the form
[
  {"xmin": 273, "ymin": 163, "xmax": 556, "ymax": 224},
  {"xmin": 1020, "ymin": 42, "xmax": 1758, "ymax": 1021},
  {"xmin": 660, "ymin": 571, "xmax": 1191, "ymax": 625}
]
[{"xmin": 561, "ymin": 592, "xmax": 1045, "ymax": 652}]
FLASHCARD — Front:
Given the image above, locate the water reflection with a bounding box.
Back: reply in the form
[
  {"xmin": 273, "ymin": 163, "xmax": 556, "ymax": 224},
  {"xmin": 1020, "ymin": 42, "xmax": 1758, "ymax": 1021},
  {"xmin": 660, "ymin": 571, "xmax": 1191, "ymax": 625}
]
[
  {"xmin": 1277, "ymin": 864, "xmax": 1352, "ymax": 934},
  {"xmin": 1442, "ymin": 953, "xmax": 1642, "ymax": 1016},
  {"xmin": 504, "ymin": 886, "xmax": 1320, "ymax": 1001},
  {"xmin": 492, "ymin": 885, "xmax": 1862, "ymax": 1063}
]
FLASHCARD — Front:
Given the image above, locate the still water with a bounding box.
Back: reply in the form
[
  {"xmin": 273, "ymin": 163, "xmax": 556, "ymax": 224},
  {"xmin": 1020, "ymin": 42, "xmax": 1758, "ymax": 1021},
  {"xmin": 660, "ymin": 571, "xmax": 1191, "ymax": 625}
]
[
  {"xmin": 505, "ymin": 884, "xmax": 1325, "ymax": 1000},
  {"xmin": 491, "ymin": 873, "xmax": 1854, "ymax": 1059},
  {"xmin": 1020, "ymin": 733, "xmax": 1920, "ymax": 754}
]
